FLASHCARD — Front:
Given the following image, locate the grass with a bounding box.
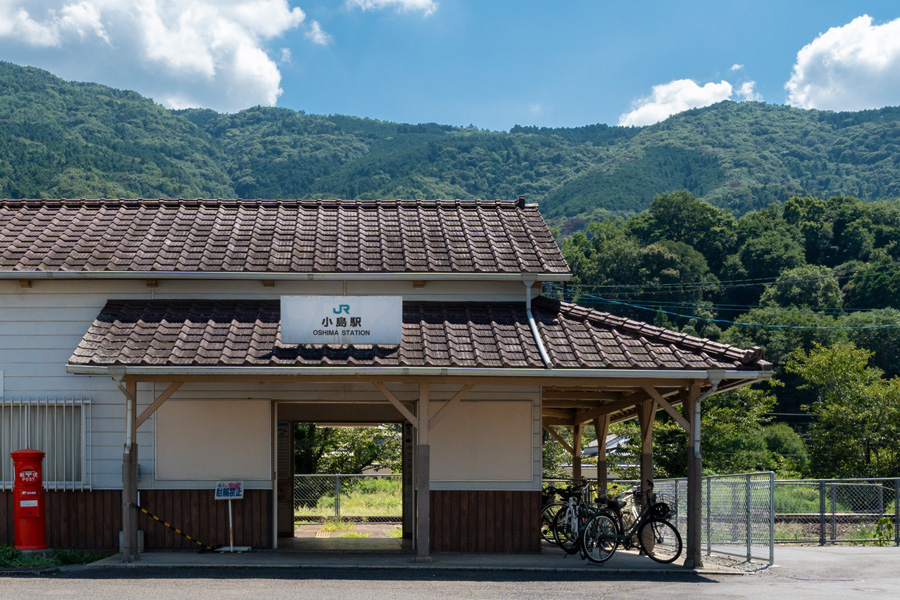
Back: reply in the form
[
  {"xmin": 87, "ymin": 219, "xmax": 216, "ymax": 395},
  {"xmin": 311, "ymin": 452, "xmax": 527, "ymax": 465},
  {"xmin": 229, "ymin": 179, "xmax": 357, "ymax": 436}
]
[
  {"xmin": 295, "ymin": 478, "xmax": 402, "ymax": 519},
  {"xmin": 339, "ymin": 532, "xmax": 370, "ymax": 538},
  {"xmin": 386, "ymin": 527, "xmax": 403, "ymax": 539},
  {"xmin": 774, "ymin": 522, "xmax": 807, "ymax": 542},
  {"xmin": 320, "ymin": 520, "xmax": 355, "ymax": 532},
  {"xmin": 0, "ymin": 546, "xmax": 111, "ymax": 569}
]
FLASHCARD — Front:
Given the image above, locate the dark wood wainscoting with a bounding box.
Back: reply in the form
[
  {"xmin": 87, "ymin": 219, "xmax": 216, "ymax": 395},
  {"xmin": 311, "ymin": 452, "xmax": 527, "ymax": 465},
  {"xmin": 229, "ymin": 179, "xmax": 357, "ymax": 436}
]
[
  {"xmin": 430, "ymin": 490, "xmax": 541, "ymax": 553},
  {"xmin": 1, "ymin": 489, "xmax": 273, "ymax": 550},
  {"xmin": 137, "ymin": 489, "xmax": 272, "ymax": 550},
  {"xmin": 1, "ymin": 489, "xmax": 122, "ymax": 549}
]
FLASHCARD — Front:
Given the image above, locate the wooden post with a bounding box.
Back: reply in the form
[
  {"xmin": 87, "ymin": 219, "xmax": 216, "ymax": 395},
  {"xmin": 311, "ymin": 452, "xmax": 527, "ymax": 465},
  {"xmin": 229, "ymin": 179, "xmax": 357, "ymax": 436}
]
[
  {"xmin": 572, "ymin": 423, "xmax": 583, "ymax": 483},
  {"xmin": 416, "ymin": 383, "xmax": 431, "ymax": 562},
  {"xmin": 685, "ymin": 382, "xmax": 703, "ymax": 569},
  {"xmin": 402, "ymin": 422, "xmax": 414, "ymax": 540},
  {"xmin": 594, "ymin": 415, "xmax": 611, "ymax": 496},
  {"xmin": 121, "ymin": 380, "xmax": 139, "ymax": 562},
  {"xmin": 637, "ymin": 399, "xmax": 656, "ymax": 498}
]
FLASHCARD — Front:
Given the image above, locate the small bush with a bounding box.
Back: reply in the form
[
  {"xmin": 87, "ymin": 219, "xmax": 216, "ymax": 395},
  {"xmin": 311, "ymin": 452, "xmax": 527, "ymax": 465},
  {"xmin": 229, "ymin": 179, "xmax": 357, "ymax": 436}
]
[{"xmin": 0, "ymin": 545, "xmax": 110, "ymax": 568}]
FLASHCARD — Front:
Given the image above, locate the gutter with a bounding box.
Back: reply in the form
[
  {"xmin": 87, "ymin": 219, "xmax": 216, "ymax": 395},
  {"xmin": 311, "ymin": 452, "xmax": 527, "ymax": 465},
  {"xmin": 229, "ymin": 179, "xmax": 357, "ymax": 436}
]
[
  {"xmin": 0, "ymin": 271, "xmax": 572, "ymax": 282},
  {"xmin": 66, "ymin": 364, "xmax": 772, "ymax": 381}
]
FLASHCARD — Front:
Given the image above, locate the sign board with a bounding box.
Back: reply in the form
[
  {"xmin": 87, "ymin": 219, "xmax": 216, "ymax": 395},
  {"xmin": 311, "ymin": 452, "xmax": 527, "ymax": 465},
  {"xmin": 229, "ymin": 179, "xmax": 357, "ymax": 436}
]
[
  {"xmin": 214, "ymin": 481, "xmax": 244, "ymax": 500},
  {"xmin": 281, "ymin": 296, "xmax": 403, "ymax": 345}
]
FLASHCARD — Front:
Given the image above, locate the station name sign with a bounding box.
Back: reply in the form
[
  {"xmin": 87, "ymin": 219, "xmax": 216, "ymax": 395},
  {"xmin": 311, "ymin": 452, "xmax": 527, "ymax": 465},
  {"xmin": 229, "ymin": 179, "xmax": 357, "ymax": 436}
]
[{"xmin": 281, "ymin": 296, "xmax": 403, "ymax": 345}]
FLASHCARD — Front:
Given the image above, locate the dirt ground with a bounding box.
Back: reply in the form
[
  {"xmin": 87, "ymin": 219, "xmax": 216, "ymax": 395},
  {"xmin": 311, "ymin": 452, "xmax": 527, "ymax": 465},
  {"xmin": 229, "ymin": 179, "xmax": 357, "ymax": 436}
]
[{"xmin": 293, "ymin": 522, "xmax": 402, "ymax": 539}]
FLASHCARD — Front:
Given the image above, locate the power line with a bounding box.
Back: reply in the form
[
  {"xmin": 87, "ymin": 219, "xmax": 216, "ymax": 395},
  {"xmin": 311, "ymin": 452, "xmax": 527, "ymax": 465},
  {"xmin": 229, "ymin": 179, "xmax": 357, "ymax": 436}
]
[
  {"xmin": 558, "ymin": 260, "xmax": 900, "ymax": 298},
  {"xmin": 553, "ymin": 289, "xmax": 900, "ymax": 330}
]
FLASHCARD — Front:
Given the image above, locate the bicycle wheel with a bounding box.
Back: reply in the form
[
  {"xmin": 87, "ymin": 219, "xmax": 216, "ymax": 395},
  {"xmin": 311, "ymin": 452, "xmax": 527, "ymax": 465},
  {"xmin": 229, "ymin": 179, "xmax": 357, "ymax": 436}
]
[
  {"xmin": 553, "ymin": 507, "xmax": 579, "ymax": 554},
  {"xmin": 540, "ymin": 503, "xmax": 564, "ymax": 543},
  {"xmin": 637, "ymin": 519, "xmax": 682, "ymax": 563},
  {"xmin": 581, "ymin": 514, "xmax": 618, "ymax": 564}
]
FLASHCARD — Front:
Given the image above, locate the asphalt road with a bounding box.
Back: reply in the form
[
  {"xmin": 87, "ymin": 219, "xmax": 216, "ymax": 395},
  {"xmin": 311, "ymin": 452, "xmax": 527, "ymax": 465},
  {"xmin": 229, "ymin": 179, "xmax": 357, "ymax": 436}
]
[{"xmin": 1, "ymin": 546, "xmax": 898, "ymax": 600}]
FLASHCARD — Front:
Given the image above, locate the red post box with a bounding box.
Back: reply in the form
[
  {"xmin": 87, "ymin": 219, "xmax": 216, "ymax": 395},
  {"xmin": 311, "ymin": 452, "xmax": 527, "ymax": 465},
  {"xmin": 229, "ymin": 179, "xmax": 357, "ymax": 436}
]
[{"xmin": 11, "ymin": 449, "xmax": 47, "ymax": 551}]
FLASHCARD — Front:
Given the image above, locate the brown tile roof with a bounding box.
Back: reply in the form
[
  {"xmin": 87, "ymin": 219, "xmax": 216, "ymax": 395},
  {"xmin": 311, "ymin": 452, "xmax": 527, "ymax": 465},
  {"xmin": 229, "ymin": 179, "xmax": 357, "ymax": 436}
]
[
  {"xmin": 0, "ymin": 198, "xmax": 569, "ymax": 275},
  {"xmin": 69, "ymin": 297, "xmax": 769, "ymax": 371}
]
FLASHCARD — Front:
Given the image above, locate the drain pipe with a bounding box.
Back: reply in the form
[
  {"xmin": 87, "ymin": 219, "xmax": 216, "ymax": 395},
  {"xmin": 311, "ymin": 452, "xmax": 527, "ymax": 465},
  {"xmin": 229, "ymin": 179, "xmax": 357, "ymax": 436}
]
[{"xmin": 524, "ymin": 279, "xmax": 552, "ymax": 369}]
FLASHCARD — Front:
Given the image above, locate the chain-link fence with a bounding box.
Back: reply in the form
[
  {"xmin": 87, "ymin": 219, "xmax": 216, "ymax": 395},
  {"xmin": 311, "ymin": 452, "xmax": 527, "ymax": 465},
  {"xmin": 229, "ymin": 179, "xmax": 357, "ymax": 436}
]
[
  {"xmin": 545, "ymin": 472, "xmax": 775, "ymax": 566},
  {"xmin": 773, "ymin": 478, "xmax": 900, "ymax": 545},
  {"xmin": 654, "ymin": 473, "xmax": 774, "ymax": 565},
  {"xmin": 294, "ymin": 474, "xmax": 402, "ymax": 523}
]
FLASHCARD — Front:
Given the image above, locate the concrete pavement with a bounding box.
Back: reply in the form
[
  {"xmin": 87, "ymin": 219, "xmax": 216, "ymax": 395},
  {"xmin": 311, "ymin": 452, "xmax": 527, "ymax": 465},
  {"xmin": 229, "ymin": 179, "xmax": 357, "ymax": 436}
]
[{"xmin": 86, "ymin": 541, "xmax": 744, "ymax": 574}]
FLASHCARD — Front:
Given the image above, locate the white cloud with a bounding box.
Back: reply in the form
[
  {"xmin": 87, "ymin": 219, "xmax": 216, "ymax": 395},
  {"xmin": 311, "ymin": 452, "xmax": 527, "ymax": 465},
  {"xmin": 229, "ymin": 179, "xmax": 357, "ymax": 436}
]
[
  {"xmin": 346, "ymin": 0, "xmax": 437, "ymax": 16},
  {"xmin": 736, "ymin": 81, "xmax": 762, "ymax": 102},
  {"xmin": 618, "ymin": 79, "xmax": 733, "ymax": 126},
  {"xmin": 0, "ymin": 1, "xmax": 307, "ymax": 112},
  {"xmin": 786, "ymin": 15, "xmax": 900, "ymax": 111},
  {"xmin": 305, "ymin": 20, "xmax": 331, "ymax": 46},
  {"xmin": 730, "ymin": 63, "xmax": 743, "ymax": 72}
]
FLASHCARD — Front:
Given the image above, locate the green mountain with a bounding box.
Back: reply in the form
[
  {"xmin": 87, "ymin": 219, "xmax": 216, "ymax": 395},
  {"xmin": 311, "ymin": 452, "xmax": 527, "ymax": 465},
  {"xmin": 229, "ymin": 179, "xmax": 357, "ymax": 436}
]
[{"xmin": 2, "ymin": 61, "xmax": 900, "ymax": 223}]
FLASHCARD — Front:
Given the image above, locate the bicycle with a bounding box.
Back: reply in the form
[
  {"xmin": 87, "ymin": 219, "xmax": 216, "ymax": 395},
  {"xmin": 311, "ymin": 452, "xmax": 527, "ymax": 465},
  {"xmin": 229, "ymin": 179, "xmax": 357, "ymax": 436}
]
[
  {"xmin": 552, "ymin": 482, "xmax": 605, "ymax": 555},
  {"xmin": 539, "ymin": 486, "xmax": 565, "ymax": 544},
  {"xmin": 581, "ymin": 480, "xmax": 682, "ymax": 564}
]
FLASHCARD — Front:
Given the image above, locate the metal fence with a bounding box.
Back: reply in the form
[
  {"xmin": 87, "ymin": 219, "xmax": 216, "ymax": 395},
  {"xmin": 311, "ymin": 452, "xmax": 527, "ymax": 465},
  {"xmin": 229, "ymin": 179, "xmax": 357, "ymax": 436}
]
[
  {"xmin": 294, "ymin": 474, "xmax": 402, "ymax": 523},
  {"xmin": 545, "ymin": 472, "xmax": 775, "ymax": 566},
  {"xmin": 773, "ymin": 478, "xmax": 900, "ymax": 545},
  {"xmin": 656, "ymin": 473, "xmax": 774, "ymax": 565}
]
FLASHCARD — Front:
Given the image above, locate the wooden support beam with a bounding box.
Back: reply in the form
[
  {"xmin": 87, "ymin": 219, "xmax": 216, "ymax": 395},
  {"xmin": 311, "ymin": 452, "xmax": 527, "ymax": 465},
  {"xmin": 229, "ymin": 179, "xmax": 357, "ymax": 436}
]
[
  {"xmin": 542, "ymin": 389, "xmax": 624, "ymax": 401},
  {"xmin": 135, "ymin": 381, "xmax": 183, "ymax": 429},
  {"xmin": 372, "ymin": 382, "xmax": 418, "ymax": 429},
  {"xmin": 542, "ymin": 408, "xmax": 576, "ymax": 420},
  {"xmin": 685, "ymin": 381, "xmax": 704, "ymax": 569},
  {"xmin": 121, "ymin": 380, "xmax": 139, "ymax": 562},
  {"xmin": 572, "ymin": 423, "xmax": 584, "ymax": 482},
  {"xmin": 543, "ymin": 425, "xmax": 575, "ymax": 455},
  {"xmin": 642, "ymin": 385, "xmax": 690, "ymax": 432},
  {"xmin": 637, "ymin": 398, "xmax": 657, "ymax": 499},
  {"xmin": 417, "ymin": 383, "xmax": 430, "ymax": 445},
  {"xmin": 590, "ymin": 394, "xmax": 648, "ymax": 419},
  {"xmin": 429, "ymin": 384, "xmax": 474, "ymax": 429},
  {"xmin": 594, "ymin": 414, "xmax": 611, "ymax": 495},
  {"xmin": 416, "ymin": 382, "xmax": 431, "ymax": 561}
]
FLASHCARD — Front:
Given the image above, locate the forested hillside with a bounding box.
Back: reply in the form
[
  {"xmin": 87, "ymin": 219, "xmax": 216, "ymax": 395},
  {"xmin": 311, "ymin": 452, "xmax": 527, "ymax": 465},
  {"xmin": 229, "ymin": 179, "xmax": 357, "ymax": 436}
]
[{"xmin": 2, "ymin": 61, "xmax": 900, "ymax": 225}]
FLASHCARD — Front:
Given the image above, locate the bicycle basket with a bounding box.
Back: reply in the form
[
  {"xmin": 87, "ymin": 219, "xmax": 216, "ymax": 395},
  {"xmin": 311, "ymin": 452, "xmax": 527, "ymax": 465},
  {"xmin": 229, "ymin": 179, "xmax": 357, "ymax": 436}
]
[{"xmin": 650, "ymin": 502, "xmax": 671, "ymax": 519}]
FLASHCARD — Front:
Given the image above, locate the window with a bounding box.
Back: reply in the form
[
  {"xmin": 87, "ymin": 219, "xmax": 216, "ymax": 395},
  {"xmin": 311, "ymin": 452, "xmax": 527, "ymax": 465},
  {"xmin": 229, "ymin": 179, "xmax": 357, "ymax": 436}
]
[{"xmin": 0, "ymin": 396, "xmax": 92, "ymax": 490}]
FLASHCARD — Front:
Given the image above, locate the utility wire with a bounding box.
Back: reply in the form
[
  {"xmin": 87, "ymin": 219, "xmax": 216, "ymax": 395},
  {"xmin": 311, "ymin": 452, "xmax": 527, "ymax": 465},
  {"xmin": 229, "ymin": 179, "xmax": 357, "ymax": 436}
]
[{"xmin": 551, "ymin": 288, "xmax": 900, "ymax": 330}]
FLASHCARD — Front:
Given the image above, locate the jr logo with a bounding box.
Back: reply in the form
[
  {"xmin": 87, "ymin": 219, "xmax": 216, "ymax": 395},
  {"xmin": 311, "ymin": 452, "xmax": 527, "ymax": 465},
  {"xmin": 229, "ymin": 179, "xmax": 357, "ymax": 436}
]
[{"xmin": 333, "ymin": 304, "xmax": 351, "ymax": 314}]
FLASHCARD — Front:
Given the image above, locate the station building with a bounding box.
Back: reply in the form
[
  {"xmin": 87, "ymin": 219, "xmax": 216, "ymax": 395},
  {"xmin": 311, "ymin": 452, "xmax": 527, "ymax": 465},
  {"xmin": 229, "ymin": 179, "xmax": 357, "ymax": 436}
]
[{"xmin": 0, "ymin": 198, "xmax": 771, "ymax": 565}]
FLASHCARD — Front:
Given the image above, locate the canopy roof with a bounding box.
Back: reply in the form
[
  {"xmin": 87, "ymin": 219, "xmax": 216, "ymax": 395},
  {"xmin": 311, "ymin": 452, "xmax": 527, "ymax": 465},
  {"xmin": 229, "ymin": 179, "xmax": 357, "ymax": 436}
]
[
  {"xmin": 69, "ymin": 297, "xmax": 769, "ymax": 371},
  {"xmin": 0, "ymin": 198, "xmax": 569, "ymax": 275}
]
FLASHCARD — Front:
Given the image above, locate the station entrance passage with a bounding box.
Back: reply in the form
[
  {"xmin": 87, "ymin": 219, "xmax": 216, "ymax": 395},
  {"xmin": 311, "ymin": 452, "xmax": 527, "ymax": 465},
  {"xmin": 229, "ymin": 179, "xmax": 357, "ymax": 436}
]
[{"xmin": 274, "ymin": 401, "xmax": 415, "ymax": 552}]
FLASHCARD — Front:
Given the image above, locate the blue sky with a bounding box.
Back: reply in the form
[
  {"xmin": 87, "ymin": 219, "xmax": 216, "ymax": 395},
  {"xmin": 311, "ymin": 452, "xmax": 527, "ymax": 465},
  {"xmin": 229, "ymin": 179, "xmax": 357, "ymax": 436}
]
[{"xmin": 1, "ymin": 1, "xmax": 900, "ymax": 131}]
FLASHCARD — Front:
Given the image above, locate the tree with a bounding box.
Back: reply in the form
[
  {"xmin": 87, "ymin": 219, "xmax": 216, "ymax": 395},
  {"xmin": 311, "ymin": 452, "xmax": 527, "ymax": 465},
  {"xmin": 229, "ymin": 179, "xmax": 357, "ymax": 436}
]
[
  {"xmin": 625, "ymin": 191, "xmax": 737, "ymax": 271},
  {"xmin": 294, "ymin": 424, "xmax": 401, "ymax": 475},
  {"xmin": 786, "ymin": 343, "xmax": 900, "ymax": 478},
  {"xmin": 758, "ymin": 265, "xmax": 842, "ymax": 310}
]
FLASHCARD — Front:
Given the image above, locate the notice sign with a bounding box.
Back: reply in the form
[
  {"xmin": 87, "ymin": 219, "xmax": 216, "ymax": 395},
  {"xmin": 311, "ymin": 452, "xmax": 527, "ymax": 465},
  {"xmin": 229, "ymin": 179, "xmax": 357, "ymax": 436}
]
[
  {"xmin": 281, "ymin": 296, "xmax": 403, "ymax": 345},
  {"xmin": 215, "ymin": 481, "xmax": 244, "ymax": 500}
]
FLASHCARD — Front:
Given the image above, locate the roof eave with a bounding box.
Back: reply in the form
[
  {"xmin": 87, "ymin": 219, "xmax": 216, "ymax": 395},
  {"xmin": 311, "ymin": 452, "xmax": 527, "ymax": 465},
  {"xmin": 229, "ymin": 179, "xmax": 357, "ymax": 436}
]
[
  {"xmin": 3, "ymin": 271, "xmax": 572, "ymax": 282},
  {"xmin": 65, "ymin": 364, "xmax": 772, "ymax": 381}
]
